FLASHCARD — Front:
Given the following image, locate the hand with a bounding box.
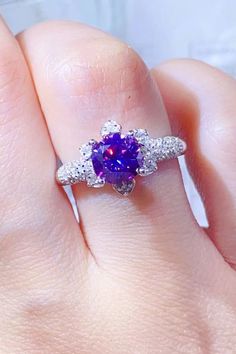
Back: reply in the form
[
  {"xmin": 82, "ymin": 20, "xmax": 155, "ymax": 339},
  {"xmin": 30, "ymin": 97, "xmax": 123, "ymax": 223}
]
[{"xmin": 0, "ymin": 18, "xmax": 236, "ymax": 354}]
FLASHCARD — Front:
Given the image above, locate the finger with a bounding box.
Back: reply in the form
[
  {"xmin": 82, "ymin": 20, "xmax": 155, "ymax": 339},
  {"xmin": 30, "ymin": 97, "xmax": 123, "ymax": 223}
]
[
  {"xmin": 18, "ymin": 21, "xmax": 200, "ymax": 267},
  {"xmin": 152, "ymin": 59, "xmax": 236, "ymax": 267},
  {"xmin": 0, "ymin": 18, "xmax": 86, "ymax": 285}
]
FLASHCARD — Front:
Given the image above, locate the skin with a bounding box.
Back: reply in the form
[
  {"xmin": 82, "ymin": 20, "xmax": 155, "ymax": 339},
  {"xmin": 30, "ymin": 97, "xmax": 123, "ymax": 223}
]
[{"xmin": 0, "ymin": 17, "xmax": 236, "ymax": 353}]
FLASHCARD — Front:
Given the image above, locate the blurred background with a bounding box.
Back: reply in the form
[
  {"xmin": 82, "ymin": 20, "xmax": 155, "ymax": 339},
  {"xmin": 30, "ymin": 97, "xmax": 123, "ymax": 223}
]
[
  {"xmin": 1, "ymin": 0, "xmax": 236, "ymax": 72},
  {"xmin": 1, "ymin": 0, "xmax": 234, "ymax": 225}
]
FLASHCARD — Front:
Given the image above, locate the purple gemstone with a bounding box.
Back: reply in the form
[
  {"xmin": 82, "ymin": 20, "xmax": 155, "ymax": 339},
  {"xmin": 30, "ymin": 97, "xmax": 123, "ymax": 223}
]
[{"xmin": 91, "ymin": 133, "xmax": 143, "ymax": 184}]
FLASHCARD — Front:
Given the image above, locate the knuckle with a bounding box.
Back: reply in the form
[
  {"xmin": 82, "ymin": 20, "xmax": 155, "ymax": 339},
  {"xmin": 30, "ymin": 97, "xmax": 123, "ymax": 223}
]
[
  {"xmin": 205, "ymin": 119, "xmax": 236, "ymax": 163},
  {"xmin": 47, "ymin": 39, "xmax": 148, "ymax": 99}
]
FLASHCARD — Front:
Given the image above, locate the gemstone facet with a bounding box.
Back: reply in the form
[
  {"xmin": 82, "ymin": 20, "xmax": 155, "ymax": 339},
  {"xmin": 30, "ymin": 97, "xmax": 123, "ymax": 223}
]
[{"xmin": 91, "ymin": 133, "xmax": 143, "ymax": 184}]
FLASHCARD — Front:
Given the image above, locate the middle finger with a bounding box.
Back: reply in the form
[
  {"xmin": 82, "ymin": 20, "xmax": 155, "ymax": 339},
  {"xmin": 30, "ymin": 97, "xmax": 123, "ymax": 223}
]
[{"xmin": 18, "ymin": 21, "xmax": 197, "ymax": 266}]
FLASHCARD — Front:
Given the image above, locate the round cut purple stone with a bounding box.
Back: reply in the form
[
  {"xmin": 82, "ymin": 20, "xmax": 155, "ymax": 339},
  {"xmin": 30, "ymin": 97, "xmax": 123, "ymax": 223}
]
[{"xmin": 91, "ymin": 133, "xmax": 143, "ymax": 184}]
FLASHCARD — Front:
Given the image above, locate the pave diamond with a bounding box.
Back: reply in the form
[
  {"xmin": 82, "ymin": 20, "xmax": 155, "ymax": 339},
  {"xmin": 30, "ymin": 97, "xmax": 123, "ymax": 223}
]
[
  {"xmin": 144, "ymin": 138, "xmax": 162, "ymax": 155},
  {"xmin": 137, "ymin": 158, "xmax": 157, "ymax": 176},
  {"xmin": 91, "ymin": 133, "xmax": 143, "ymax": 184},
  {"xmin": 87, "ymin": 173, "xmax": 105, "ymax": 188},
  {"xmin": 113, "ymin": 179, "xmax": 136, "ymax": 196},
  {"xmin": 79, "ymin": 140, "xmax": 96, "ymax": 159},
  {"xmin": 128, "ymin": 128, "xmax": 149, "ymax": 145},
  {"xmin": 56, "ymin": 160, "xmax": 86, "ymax": 185},
  {"xmin": 157, "ymin": 137, "xmax": 186, "ymax": 161},
  {"xmin": 100, "ymin": 120, "xmax": 121, "ymax": 137}
]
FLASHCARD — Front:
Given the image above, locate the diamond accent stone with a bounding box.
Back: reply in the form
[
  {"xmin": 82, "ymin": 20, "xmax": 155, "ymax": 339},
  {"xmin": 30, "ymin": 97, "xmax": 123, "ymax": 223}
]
[
  {"xmin": 135, "ymin": 138, "xmax": 160, "ymax": 176},
  {"xmin": 157, "ymin": 137, "xmax": 186, "ymax": 161},
  {"xmin": 137, "ymin": 159, "xmax": 157, "ymax": 176},
  {"xmin": 87, "ymin": 173, "xmax": 105, "ymax": 188},
  {"xmin": 56, "ymin": 160, "xmax": 86, "ymax": 185},
  {"xmin": 128, "ymin": 128, "xmax": 149, "ymax": 145},
  {"xmin": 80, "ymin": 159, "xmax": 106, "ymax": 188},
  {"xmin": 144, "ymin": 138, "xmax": 162, "ymax": 154},
  {"xmin": 113, "ymin": 179, "xmax": 136, "ymax": 196},
  {"xmin": 100, "ymin": 120, "xmax": 121, "ymax": 137},
  {"xmin": 79, "ymin": 140, "xmax": 96, "ymax": 160}
]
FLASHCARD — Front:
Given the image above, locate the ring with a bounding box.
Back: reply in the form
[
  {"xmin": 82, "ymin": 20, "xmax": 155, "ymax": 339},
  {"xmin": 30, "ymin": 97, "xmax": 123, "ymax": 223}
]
[{"xmin": 56, "ymin": 120, "xmax": 187, "ymax": 196}]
